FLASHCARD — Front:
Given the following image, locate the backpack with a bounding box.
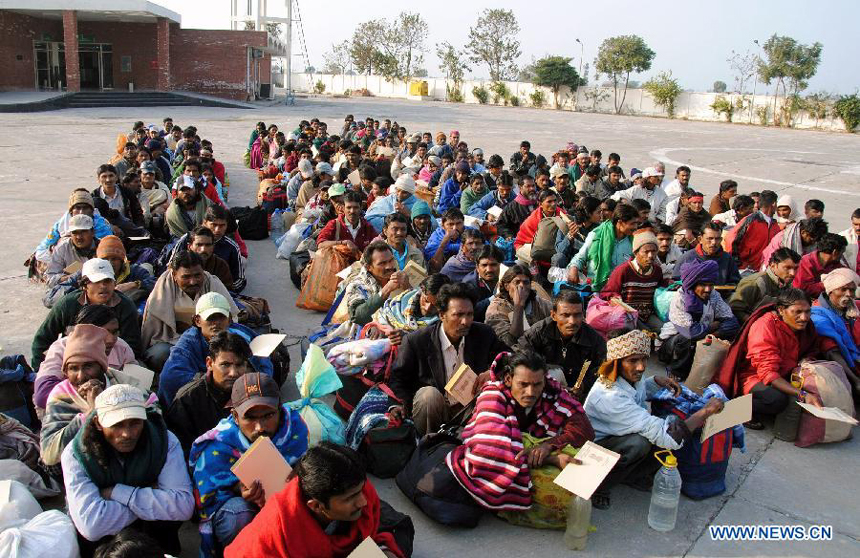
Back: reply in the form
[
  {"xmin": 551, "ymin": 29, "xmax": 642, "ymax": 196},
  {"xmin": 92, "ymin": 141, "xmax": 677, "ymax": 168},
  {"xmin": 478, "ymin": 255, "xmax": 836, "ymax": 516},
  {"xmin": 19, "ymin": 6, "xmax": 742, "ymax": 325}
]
[
  {"xmin": 0, "ymin": 355, "xmax": 37, "ymax": 430},
  {"xmin": 230, "ymin": 206, "xmax": 269, "ymax": 240},
  {"xmin": 531, "ymin": 216, "xmax": 568, "ymax": 262}
]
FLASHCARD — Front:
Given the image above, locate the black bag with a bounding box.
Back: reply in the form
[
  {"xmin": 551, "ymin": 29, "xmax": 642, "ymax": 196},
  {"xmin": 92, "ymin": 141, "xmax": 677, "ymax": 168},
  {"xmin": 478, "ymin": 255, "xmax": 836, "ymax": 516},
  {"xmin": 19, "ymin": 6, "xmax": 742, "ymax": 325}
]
[
  {"xmin": 288, "ymin": 250, "xmax": 311, "ymax": 289},
  {"xmin": 361, "ymin": 421, "xmax": 418, "ymax": 479},
  {"xmin": 230, "ymin": 206, "xmax": 269, "ymax": 240},
  {"xmin": 379, "ymin": 500, "xmax": 415, "ymax": 557},
  {"xmin": 395, "ymin": 427, "xmax": 483, "ymax": 527}
]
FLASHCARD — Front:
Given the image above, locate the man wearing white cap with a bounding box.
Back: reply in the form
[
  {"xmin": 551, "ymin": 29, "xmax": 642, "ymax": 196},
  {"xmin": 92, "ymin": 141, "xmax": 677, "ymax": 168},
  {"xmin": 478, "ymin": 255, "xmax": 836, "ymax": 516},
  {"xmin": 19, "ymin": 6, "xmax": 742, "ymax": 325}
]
[
  {"xmin": 61, "ymin": 384, "xmax": 194, "ymax": 554},
  {"xmin": 295, "ymin": 162, "xmax": 334, "ymax": 210},
  {"xmin": 286, "ymin": 157, "xmax": 314, "ymax": 203},
  {"xmin": 365, "ymin": 174, "xmax": 417, "ymax": 232},
  {"xmin": 611, "ymin": 166, "xmax": 669, "ymax": 223},
  {"xmin": 32, "ymin": 258, "xmax": 142, "ymax": 370},
  {"xmin": 810, "ymin": 268, "xmax": 860, "ymax": 396},
  {"xmin": 44, "ymin": 214, "xmax": 98, "ymax": 287}
]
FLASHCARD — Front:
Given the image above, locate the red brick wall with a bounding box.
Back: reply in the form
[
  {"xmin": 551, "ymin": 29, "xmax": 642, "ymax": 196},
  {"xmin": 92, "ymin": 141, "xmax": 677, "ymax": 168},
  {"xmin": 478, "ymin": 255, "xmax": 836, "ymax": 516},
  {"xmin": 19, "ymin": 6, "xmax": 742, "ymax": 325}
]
[
  {"xmin": 62, "ymin": 11, "xmax": 80, "ymax": 92},
  {"xmin": 170, "ymin": 27, "xmax": 271, "ymax": 100},
  {"xmin": 0, "ymin": 11, "xmax": 63, "ymax": 90},
  {"xmin": 76, "ymin": 20, "xmax": 158, "ymax": 90}
]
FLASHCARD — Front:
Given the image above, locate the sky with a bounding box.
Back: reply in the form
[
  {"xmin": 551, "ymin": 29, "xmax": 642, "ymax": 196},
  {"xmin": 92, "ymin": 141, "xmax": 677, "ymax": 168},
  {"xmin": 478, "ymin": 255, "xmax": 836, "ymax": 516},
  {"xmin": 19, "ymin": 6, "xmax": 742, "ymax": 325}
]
[{"xmin": 159, "ymin": 0, "xmax": 859, "ymax": 94}]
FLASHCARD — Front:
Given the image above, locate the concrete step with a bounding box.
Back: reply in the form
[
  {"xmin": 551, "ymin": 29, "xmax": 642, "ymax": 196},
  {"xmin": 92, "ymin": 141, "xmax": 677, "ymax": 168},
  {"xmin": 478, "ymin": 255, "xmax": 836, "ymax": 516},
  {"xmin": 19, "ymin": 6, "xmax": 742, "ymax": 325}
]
[{"xmin": 0, "ymin": 91, "xmax": 251, "ymax": 112}]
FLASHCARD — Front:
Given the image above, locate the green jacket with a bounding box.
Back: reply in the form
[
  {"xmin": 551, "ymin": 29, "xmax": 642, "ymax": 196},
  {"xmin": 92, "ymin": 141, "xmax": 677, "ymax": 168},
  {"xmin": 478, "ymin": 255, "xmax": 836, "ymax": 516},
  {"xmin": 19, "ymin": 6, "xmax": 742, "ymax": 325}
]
[
  {"xmin": 728, "ymin": 269, "xmax": 784, "ymax": 323},
  {"xmin": 31, "ymin": 289, "xmax": 142, "ymax": 370}
]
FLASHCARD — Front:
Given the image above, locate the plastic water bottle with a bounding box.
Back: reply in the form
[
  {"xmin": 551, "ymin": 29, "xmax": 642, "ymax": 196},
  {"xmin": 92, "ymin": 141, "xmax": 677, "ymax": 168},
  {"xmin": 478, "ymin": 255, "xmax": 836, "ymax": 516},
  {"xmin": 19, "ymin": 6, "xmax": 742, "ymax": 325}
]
[
  {"xmin": 564, "ymin": 495, "xmax": 591, "ymax": 550},
  {"xmin": 270, "ymin": 209, "xmax": 283, "ymax": 241},
  {"xmin": 648, "ymin": 450, "xmax": 682, "ymax": 532}
]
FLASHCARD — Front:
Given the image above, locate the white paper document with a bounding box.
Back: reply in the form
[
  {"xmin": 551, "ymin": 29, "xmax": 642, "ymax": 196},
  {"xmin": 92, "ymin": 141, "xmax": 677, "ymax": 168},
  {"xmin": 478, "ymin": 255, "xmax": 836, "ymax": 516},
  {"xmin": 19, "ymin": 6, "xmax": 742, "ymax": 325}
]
[
  {"xmin": 249, "ymin": 333, "xmax": 287, "ymax": 357},
  {"xmin": 701, "ymin": 394, "xmax": 752, "ymax": 442},
  {"xmin": 553, "ymin": 440, "xmax": 620, "ymax": 500},
  {"xmin": 797, "ymin": 402, "xmax": 858, "ymax": 425}
]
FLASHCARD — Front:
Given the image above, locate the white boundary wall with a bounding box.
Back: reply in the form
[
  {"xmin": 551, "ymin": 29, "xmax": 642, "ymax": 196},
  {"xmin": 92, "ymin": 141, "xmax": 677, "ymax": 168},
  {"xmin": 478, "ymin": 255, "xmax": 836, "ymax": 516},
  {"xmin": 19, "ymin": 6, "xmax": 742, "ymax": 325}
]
[{"xmin": 285, "ymin": 73, "xmax": 846, "ymax": 132}]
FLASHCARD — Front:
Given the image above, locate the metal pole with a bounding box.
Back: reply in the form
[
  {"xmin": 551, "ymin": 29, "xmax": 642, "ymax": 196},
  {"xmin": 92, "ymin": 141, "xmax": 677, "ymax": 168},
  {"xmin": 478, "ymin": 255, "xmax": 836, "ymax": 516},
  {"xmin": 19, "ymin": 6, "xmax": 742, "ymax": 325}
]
[
  {"xmin": 575, "ymin": 39, "xmax": 583, "ymax": 77},
  {"xmin": 285, "ymin": 0, "xmax": 293, "ymax": 104}
]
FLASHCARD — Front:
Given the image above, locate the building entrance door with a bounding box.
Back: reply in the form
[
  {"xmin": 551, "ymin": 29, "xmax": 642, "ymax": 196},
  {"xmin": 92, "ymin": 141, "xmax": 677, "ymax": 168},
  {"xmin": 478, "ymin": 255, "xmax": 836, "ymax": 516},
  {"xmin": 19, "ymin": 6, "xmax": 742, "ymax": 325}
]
[
  {"xmin": 33, "ymin": 41, "xmax": 113, "ymax": 90},
  {"xmin": 34, "ymin": 41, "xmax": 66, "ymax": 90}
]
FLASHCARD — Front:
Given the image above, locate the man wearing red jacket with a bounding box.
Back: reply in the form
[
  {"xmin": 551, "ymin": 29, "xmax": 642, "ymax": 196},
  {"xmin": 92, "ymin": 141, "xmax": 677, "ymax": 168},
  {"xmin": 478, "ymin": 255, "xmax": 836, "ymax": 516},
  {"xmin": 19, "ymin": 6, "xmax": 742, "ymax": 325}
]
[
  {"xmin": 317, "ymin": 190, "xmax": 378, "ymax": 253},
  {"xmin": 515, "ymin": 189, "xmax": 567, "ymax": 262},
  {"xmin": 226, "ymin": 443, "xmax": 408, "ymax": 558},
  {"xmin": 793, "ymin": 233, "xmax": 848, "ymax": 298},
  {"xmin": 724, "ymin": 190, "xmax": 780, "ymax": 272}
]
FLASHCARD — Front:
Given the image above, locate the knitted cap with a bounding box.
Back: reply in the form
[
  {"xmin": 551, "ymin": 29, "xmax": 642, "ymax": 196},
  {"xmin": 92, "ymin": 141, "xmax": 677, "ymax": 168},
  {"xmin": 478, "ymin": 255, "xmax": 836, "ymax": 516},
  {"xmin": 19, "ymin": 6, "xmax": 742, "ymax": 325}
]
[
  {"xmin": 606, "ymin": 329, "xmax": 651, "ymax": 361},
  {"xmin": 63, "ymin": 324, "xmax": 109, "ymax": 374},
  {"xmin": 68, "ymin": 190, "xmax": 94, "ymax": 210},
  {"xmin": 96, "ymin": 235, "xmax": 126, "ymax": 260},
  {"xmin": 632, "ymin": 231, "xmax": 658, "ymax": 253}
]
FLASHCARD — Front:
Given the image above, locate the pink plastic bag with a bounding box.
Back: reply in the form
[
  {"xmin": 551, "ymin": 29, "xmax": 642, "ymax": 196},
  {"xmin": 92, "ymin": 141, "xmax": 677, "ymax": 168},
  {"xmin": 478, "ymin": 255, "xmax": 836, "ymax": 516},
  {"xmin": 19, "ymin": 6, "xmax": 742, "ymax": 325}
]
[{"xmin": 586, "ymin": 295, "xmax": 638, "ymax": 339}]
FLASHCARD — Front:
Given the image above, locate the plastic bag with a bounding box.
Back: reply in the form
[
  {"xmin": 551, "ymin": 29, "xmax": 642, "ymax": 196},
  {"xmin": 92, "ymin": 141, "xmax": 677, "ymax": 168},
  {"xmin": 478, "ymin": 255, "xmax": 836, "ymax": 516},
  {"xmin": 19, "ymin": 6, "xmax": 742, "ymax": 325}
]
[
  {"xmin": 296, "ymin": 246, "xmax": 356, "ymax": 311},
  {"xmin": 586, "ymin": 295, "xmax": 638, "ymax": 339},
  {"xmin": 794, "ymin": 360, "xmax": 856, "ymax": 447},
  {"xmin": 685, "ymin": 336, "xmax": 731, "ymax": 394},
  {"xmin": 0, "ymin": 461, "xmax": 61, "ymax": 500},
  {"xmin": 0, "ymin": 480, "xmax": 42, "ymax": 532},
  {"xmin": 0, "ymin": 510, "xmax": 79, "ymax": 558},
  {"xmin": 288, "ymin": 344, "xmax": 346, "ymax": 446},
  {"xmin": 654, "ymin": 281, "xmax": 682, "ymax": 322},
  {"xmin": 276, "ymin": 222, "xmax": 312, "ymax": 260}
]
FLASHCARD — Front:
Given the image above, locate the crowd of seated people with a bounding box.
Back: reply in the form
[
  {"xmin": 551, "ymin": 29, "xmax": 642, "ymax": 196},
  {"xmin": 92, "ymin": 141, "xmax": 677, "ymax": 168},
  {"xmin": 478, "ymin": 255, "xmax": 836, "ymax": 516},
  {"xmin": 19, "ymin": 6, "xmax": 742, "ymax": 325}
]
[{"xmin": 4, "ymin": 113, "xmax": 857, "ymax": 557}]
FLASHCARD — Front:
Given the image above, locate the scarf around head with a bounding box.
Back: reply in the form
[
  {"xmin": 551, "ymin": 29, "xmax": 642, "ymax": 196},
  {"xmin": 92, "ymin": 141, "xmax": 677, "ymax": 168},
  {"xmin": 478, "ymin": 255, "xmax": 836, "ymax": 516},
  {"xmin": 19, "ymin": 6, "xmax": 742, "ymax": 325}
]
[
  {"xmin": 166, "ymin": 196, "xmax": 209, "ymax": 237},
  {"xmin": 71, "ymin": 408, "xmax": 167, "ymax": 489},
  {"xmin": 680, "ymin": 259, "xmax": 719, "ymax": 315},
  {"xmin": 587, "ymin": 219, "xmax": 623, "ymax": 291}
]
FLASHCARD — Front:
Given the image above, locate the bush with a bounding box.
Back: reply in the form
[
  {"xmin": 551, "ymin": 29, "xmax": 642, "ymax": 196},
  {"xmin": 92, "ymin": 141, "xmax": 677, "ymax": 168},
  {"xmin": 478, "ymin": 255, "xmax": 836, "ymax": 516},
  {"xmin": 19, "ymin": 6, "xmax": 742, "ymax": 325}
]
[
  {"xmin": 490, "ymin": 81, "xmax": 510, "ymax": 105},
  {"xmin": 313, "ymin": 80, "xmax": 326, "ymax": 94},
  {"xmin": 644, "ymin": 71, "xmax": 682, "ymax": 118},
  {"xmin": 510, "ymin": 96, "xmax": 520, "ymax": 107},
  {"xmin": 710, "ymin": 96, "xmax": 734, "ymax": 122},
  {"xmin": 343, "ymin": 88, "xmax": 352, "ymax": 96},
  {"xmin": 834, "ymin": 94, "xmax": 860, "ymax": 132},
  {"xmin": 472, "ymin": 85, "xmax": 489, "ymax": 104},
  {"xmin": 354, "ymin": 88, "xmax": 374, "ymax": 97},
  {"xmin": 446, "ymin": 84, "xmax": 465, "ymax": 103},
  {"xmin": 529, "ymin": 90, "xmax": 546, "ymax": 108},
  {"xmin": 756, "ymin": 105, "xmax": 770, "ymax": 126}
]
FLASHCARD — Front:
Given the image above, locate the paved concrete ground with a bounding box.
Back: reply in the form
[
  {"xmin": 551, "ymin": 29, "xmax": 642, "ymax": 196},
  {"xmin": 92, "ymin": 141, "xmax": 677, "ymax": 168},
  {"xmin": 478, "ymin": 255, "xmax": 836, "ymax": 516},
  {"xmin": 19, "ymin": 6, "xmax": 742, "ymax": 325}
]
[{"xmin": 1, "ymin": 97, "xmax": 858, "ymax": 557}]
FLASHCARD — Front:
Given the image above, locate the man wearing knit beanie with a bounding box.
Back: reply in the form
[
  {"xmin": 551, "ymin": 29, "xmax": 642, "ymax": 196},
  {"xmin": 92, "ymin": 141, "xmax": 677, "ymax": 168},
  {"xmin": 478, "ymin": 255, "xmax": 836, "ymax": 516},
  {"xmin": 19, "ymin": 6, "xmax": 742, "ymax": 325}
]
[
  {"xmin": 32, "ymin": 189, "xmax": 115, "ymax": 266},
  {"xmin": 40, "ymin": 324, "xmax": 112, "ymax": 466},
  {"xmin": 601, "ymin": 230, "xmax": 669, "ymax": 332},
  {"xmin": 96, "ymin": 235, "xmax": 156, "ymax": 301},
  {"xmin": 44, "ymin": 214, "xmax": 98, "ymax": 288}
]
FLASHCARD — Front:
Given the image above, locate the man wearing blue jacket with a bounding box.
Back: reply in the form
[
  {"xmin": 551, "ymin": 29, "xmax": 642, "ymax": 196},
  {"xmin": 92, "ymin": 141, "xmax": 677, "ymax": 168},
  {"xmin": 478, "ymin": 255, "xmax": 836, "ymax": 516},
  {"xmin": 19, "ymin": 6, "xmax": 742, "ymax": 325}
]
[{"xmin": 158, "ymin": 292, "xmax": 273, "ymax": 404}]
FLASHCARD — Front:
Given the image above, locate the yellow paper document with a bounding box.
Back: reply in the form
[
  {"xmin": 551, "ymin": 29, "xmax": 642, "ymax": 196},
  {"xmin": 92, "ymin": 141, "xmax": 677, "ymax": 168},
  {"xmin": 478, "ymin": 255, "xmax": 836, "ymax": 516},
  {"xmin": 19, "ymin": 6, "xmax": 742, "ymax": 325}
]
[
  {"xmin": 230, "ymin": 436, "xmax": 292, "ymax": 503},
  {"xmin": 444, "ymin": 364, "xmax": 478, "ymax": 406}
]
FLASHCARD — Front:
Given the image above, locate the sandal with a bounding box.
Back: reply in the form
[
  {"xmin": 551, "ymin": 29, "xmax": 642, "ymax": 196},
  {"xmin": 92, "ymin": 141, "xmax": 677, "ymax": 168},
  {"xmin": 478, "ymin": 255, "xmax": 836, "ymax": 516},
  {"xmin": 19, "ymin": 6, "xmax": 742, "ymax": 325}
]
[
  {"xmin": 592, "ymin": 491, "xmax": 611, "ymax": 510},
  {"xmin": 744, "ymin": 419, "xmax": 765, "ymax": 430}
]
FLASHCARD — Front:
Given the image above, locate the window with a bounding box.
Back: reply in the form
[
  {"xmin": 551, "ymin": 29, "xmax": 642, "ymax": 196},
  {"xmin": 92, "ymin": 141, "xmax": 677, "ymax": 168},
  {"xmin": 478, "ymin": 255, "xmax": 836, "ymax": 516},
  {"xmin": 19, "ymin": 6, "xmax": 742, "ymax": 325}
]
[{"xmin": 121, "ymin": 56, "xmax": 131, "ymax": 73}]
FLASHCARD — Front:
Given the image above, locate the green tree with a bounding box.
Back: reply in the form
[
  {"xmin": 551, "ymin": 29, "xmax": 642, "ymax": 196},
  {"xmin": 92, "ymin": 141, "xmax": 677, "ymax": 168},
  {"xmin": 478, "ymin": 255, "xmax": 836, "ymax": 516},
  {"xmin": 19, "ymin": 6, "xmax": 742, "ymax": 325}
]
[
  {"xmin": 384, "ymin": 12, "xmax": 428, "ymax": 82},
  {"xmin": 532, "ymin": 56, "xmax": 582, "ymax": 109},
  {"xmin": 713, "ymin": 80, "xmax": 727, "ymax": 93},
  {"xmin": 466, "ymin": 9, "xmax": 521, "ymax": 81},
  {"xmin": 322, "ymin": 41, "xmax": 351, "ymax": 75},
  {"xmin": 757, "ymin": 34, "xmax": 823, "ymax": 125},
  {"xmin": 595, "ymin": 35, "xmax": 655, "ymax": 114},
  {"xmin": 644, "ymin": 71, "xmax": 682, "ymax": 118},
  {"xmin": 349, "ymin": 20, "xmax": 387, "ymax": 74},
  {"xmin": 834, "ymin": 94, "xmax": 860, "ymax": 132},
  {"xmin": 437, "ymin": 41, "xmax": 470, "ymax": 102}
]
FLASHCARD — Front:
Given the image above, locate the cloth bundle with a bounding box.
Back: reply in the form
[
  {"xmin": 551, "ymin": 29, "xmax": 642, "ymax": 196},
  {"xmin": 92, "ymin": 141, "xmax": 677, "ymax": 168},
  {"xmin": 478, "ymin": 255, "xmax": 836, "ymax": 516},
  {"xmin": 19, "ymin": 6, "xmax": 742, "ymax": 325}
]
[{"xmin": 327, "ymin": 338, "xmax": 392, "ymax": 376}]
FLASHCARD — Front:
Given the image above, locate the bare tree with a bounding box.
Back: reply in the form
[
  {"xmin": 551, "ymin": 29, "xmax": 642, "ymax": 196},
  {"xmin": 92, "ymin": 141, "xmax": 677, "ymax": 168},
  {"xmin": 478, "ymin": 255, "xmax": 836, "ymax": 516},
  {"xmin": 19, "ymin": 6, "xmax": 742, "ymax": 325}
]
[
  {"xmin": 323, "ymin": 41, "xmax": 352, "ymax": 75},
  {"xmin": 727, "ymin": 49, "xmax": 757, "ymax": 94}
]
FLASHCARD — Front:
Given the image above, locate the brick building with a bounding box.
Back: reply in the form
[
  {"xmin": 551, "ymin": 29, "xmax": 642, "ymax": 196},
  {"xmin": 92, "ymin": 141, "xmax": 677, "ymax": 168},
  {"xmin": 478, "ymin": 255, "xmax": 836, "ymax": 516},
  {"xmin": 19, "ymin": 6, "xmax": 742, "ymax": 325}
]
[{"xmin": 0, "ymin": 0, "xmax": 282, "ymax": 100}]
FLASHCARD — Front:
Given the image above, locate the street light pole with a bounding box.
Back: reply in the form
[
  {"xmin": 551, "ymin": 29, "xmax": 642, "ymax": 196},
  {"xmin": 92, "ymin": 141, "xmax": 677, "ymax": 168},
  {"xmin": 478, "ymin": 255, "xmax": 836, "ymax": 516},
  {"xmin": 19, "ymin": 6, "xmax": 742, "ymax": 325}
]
[
  {"xmin": 575, "ymin": 38, "xmax": 583, "ymax": 78},
  {"xmin": 749, "ymin": 39, "xmax": 759, "ymax": 124}
]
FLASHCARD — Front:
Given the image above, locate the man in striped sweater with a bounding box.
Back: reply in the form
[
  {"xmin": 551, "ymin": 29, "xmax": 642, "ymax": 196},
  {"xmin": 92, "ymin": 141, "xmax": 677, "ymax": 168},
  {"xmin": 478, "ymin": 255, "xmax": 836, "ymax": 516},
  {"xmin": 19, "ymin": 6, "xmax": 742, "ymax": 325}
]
[{"xmin": 601, "ymin": 230, "xmax": 670, "ymax": 332}]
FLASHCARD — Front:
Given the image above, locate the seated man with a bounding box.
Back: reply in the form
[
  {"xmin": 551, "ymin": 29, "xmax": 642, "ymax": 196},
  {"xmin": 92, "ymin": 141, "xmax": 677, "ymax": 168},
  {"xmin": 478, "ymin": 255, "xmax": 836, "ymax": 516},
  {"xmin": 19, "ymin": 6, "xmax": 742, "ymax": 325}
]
[
  {"xmin": 585, "ymin": 329, "xmax": 724, "ymax": 509},
  {"xmin": 371, "ymin": 273, "xmax": 451, "ymax": 346},
  {"xmin": 167, "ymin": 331, "xmax": 252, "ymax": 455},
  {"xmin": 671, "ymin": 192, "xmax": 712, "ymax": 241},
  {"xmin": 45, "ymin": 214, "xmax": 98, "ymax": 287},
  {"xmin": 61, "ymin": 385, "xmax": 194, "ymax": 556},
  {"xmin": 189, "ymin": 373, "xmax": 309, "ymax": 556},
  {"xmin": 811, "ymin": 268, "xmax": 860, "ymax": 396},
  {"xmin": 601, "ymin": 231, "xmax": 670, "ymax": 331},
  {"xmin": 659, "ymin": 260, "xmax": 739, "ymax": 379},
  {"xmin": 164, "ymin": 204, "xmax": 246, "ymax": 292},
  {"xmin": 495, "ymin": 175, "xmax": 538, "ymax": 242},
  {"xmin": 673, "ymin": 222, "xmax": 740, "ymax": 285},
  {"xmin": 711, "ymin": 194, "xmax": 755, "ymax": 230},
  {"xmin": 409, "ymin": 200, "xmax": 437, "ymax": 249},
  {"xmin": 730, "ymin": 248, "xmax": 800, "ymax": 323},
  {"xmin": 376, "ymin": 213, "xmax": 425, "ymax": 270},
  {"xmin": 318, "ymin": 190, "xmax": 378, "ymax": 254},
  {"xmin": 468, "ymin": 171, "xmax": 515, "ymax": 220},
  {"xmin": 33, "ymin": 189, "xmax": 113, "ymax": 274},
  {"xmin": 425, "ymin": 208, "xmax": 467, "ymax": 271},
  {"xmin": 40, "ymin": 324, "xmax": 117, "ymax": 467},
  {"xmin": 343, "ymin": 241, "xmax": 411, "ymax": 327},
  {"xmin": 447, "ymin": 351, "xmax": 594, "ymax": 526},
  {"xmin": 34, "ymin": 305, "xmax": 136, "ymax": 412},
  {"xmin": 759, "ymin": 217, "xmax": 827, "ymax": 271},
  {"xmin": 226, "ymin": 442, "xmax": 409, "ymax": 558},
  {"xmin": 563, "ymin": 203, "xmax": 641, "ymax": 291},
  {"xmin": 185, "ymin": 226, "xmax": 233, "ymax": 288},
  {"xmin": 92, "ymin": 163, "xmax": 145, "ymax": 228},
  {"xmin": 141, "ymin": 251, "xmax": 237, "ymax": 372},
  {"xmin": 611, "ymin": 167, "xmax": 668, "ymax": 222},
  {"xmin": 365, "ymin": 174, "xmax": 417, "ymax": 233},
  {"xmin": 440, "ymin": 228, "xmax": 484, "ymax": 282},
  {"xmin": 486, "ymin": 265, "xmax": 553, "ymax": 347},
  {"xmin": 793, "ymin": 232, "xmax": 847, "ymax": 298},
  {"xmin": 460, "ymin": 173, "xmax": 489, "ymax": 215},
  {"xmin": 438, "ymin": 160, "xmax": 473, "ymax": 213},
  {"xmin": 575, "ymin": 164, "xmax": 613, "ymax": 201},
  {"xmin": 158, "ymin": 292, "xmax": 273, "ymax": 405},
  {"xmin": 514, "ymin": 189, "xmax": 565, "ymax": 264},
  {"xmin": 388, "ymin": 283, "xmax": 509, "ymax": 435},
  {"xmin": 517, "ymin": 290, "xmax": 606, "ymax": 400},
  {"xmin": 655, "ymin": 223, "xmax": 683, "ymax": 280},
  {"xmin": 32, "ymin": 258, "xmax": 141, "ymax": 371},
  {"xmin": 724, "ymin": 190, "xmax": 780, "ymax": 273},
  {"xmin": 165, "ymin": 175, "xmax": 212, "ymax": 238},
  {"xmin": 716, "ymin": 289, "xmax": 822, "ymax": 429},
  {"xmin": 463, "ymin": 244, "xmax": 503, "ymax": 322}
]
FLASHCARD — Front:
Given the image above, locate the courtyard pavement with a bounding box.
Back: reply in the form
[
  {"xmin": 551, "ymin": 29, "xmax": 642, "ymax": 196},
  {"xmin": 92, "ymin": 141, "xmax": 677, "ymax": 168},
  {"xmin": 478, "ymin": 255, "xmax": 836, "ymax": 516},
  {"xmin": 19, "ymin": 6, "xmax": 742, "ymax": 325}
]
[{"xmin": 0, "ymin": 96, "xmax": 858, "ymax": 557}]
